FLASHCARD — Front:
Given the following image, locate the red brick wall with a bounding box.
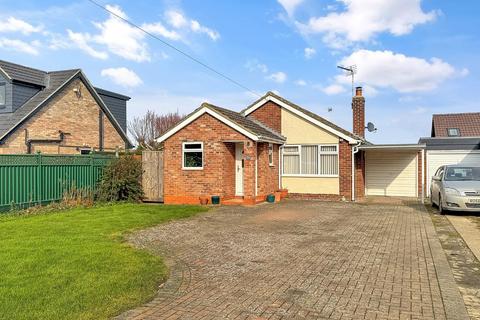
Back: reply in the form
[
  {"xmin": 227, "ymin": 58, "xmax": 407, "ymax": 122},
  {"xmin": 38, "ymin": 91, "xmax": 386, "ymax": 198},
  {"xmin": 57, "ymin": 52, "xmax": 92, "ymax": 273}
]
[
  {"xmin": 339, "ymin": 140, "xmax": 353, "ymax": 201},
  {"xmin": 247, "ymin": 101, "xmax": 281, "ymax": 133},
  {"xmin": 256, "ymin": 142, "xmax": 280, "ymax": 198},
  {"xmin": 163, "ymin": 113, "xmax": 275, "ymax": 205}
]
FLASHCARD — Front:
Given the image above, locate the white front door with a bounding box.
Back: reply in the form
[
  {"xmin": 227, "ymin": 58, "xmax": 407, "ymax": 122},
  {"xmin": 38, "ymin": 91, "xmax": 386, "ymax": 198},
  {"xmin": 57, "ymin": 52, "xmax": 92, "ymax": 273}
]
[{"xmin": 235, "ymin": 143, "xmax": 244, "ymax": 196}]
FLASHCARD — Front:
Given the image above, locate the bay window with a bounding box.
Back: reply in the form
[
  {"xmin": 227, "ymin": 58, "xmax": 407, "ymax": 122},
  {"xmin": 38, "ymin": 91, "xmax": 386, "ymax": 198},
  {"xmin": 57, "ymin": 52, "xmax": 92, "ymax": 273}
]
[{"xmin": 282, "ymin": 144, "xmax": 338, "ymax": 176}]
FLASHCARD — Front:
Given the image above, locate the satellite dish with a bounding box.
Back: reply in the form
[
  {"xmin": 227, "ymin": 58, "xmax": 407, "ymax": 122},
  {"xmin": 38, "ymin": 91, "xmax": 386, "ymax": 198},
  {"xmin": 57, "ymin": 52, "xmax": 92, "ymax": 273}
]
[
  {"xmin": 366, "ymin": 122, "xmax": 377, "ymax": 133},
  {"xmin": 327, "ymin": 107, "xmax": 333, "ymax": 112}
]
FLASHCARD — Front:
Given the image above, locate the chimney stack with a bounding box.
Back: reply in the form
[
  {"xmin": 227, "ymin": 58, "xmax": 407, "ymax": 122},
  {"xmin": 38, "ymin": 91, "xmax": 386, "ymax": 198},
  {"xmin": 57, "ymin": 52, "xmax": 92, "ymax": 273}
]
[{"xmin": 352, "ymin": 86, "xmax": 365, "ymax": 138}]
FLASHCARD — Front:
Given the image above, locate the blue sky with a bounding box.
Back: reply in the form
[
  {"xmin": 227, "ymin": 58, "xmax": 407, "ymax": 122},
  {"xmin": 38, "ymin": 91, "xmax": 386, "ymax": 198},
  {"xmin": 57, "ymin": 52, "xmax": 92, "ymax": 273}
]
[{"xmin": 0, "ymin": 0, "xmax": 478, "ymax": 143}]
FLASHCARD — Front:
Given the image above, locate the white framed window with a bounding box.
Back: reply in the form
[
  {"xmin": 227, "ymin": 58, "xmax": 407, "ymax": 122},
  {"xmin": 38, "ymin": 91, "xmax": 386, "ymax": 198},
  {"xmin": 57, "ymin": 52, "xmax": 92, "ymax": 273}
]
[
  {"xmin": 282, "ymin": 144, "xmax": 338, "ymax": 177},
  {"xmin": 182, "ymin": 142, "xmax": 203, "ymax": 170},
  {"xmin": 268, "ymin": 143, "xmax": 274, "ymax": 166}
]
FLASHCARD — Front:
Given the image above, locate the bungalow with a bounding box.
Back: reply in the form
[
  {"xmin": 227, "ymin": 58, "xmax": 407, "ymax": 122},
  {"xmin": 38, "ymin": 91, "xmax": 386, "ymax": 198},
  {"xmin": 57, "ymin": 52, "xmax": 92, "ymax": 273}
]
[
  {"xmin": 0, "ymin": 60, "xmax": 131, "ymax": 154},
  {"xmin": 157, "ymin": 87, "xmax": 396, "ymax": 204}
]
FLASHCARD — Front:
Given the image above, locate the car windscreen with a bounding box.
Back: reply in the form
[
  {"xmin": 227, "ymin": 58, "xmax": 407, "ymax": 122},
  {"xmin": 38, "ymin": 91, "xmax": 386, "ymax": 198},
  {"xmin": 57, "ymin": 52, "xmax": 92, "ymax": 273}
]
[{"xmin": 444, "ymin": 167, "xmax": 480, "ymax": 181}]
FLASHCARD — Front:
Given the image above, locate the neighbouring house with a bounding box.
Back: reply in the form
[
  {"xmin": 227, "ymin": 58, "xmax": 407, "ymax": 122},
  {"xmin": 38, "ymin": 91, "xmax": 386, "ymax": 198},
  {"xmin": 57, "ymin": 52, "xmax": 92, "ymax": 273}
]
[
  {"xmin": 420, "ymin": 112, "xmax": 480, "ymax": 195},
  {"xmin": 0, "ymin": 60, "xmax": 131, "ymax": 154}
]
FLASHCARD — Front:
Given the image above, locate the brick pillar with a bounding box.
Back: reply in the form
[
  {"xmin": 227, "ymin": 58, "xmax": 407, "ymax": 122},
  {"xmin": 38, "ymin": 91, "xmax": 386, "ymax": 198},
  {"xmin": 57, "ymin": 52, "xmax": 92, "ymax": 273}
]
[
  {"xmin": 352, "ymin": 87, "xmax": 365, "ymax": 138},
  {"xmin": 339, "ymin": 140, "xmax": 352, "ymax": 200},
  {"xmin": 418, "ymin": 151, "xmax": 423, "ymax": 198},
  {"xmin": 355, "ymin": 151, "xmax": 365, "ymax": 199},
  {"xmin": 242, "ymin": 140, "xmax": 257, "ymax": 204}
]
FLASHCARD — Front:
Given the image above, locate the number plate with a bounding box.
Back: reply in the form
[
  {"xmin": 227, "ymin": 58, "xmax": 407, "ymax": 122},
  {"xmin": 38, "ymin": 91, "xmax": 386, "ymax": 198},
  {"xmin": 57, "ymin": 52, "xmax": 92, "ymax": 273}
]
[{"xmin": 468, "ymin": 198, "xmax": 480, "ymax": 204}]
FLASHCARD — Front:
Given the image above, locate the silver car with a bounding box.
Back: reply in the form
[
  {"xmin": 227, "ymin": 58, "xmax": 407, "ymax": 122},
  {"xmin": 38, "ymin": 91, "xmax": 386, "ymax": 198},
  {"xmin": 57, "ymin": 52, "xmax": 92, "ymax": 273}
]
[{"xmin": 430, "ymin": 165, "xmax": 480, "ymax": 214}]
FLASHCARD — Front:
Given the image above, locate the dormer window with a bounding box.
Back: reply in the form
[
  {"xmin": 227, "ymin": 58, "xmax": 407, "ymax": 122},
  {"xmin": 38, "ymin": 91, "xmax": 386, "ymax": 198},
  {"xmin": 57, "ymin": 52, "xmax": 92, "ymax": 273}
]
[
  {"xmin": 447, "ymin": 128, "xmax": 460, "ymax": 137},
  {"xmin": 0, "ymin": 82, "xmax": 5, "ymax": 108}
]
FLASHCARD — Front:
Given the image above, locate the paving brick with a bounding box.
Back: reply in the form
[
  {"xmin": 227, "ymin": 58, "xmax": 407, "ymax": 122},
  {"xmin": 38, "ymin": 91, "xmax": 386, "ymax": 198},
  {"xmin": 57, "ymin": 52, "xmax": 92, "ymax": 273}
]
[{"xmin": 116, "ymin": 201, "xmax": 468, "ymax": 320}]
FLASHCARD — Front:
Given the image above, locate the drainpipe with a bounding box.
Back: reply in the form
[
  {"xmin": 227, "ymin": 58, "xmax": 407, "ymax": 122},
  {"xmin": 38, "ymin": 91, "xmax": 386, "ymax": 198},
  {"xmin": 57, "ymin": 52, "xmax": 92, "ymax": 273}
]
[
  {"xmin": 278, "ymin": 144, "xmax": 284, "ymax": 190},
  {"xmin": 351, "ymin": 142, "xmax": 361, "ymax": 201},
  {"xmin": 421, "ymin": 148, "xmax": 425, "ymax": 204},
  {"xmin": 255, "ymin": 142, "xmax": 258, "ymax": 197}
]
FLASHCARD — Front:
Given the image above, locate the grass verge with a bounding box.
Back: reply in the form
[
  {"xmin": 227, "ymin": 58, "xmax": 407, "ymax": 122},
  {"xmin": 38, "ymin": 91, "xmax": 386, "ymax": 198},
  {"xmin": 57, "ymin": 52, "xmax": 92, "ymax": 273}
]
[{"xmin": 0, "ymin": 203, "xmax": 207, "ymax": 319}]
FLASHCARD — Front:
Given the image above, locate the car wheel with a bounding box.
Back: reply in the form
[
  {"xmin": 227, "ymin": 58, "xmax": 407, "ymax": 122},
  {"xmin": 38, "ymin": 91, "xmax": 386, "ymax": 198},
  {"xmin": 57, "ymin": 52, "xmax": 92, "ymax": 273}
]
[
  {"xmin": 430, "ymin": 190, "xmax": 436, "ymax": 208},
  {"xmin": 438, "ymin": 194, "xmax": 445, "ymax": 215}
]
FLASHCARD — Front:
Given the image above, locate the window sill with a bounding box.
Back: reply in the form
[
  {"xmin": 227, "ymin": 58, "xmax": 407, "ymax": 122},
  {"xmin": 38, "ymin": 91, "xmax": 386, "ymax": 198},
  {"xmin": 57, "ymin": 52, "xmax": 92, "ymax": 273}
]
[{"xmin": 182, "ymin": 167, "xmax": 204, "ymax": 171}]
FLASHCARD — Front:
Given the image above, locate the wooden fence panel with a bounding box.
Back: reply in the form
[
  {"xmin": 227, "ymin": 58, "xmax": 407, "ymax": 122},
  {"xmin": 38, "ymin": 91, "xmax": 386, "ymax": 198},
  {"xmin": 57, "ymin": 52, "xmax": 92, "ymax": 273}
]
[{"xmin": 142, "ymin": 151, "xmax": 164, "ymax": 202}]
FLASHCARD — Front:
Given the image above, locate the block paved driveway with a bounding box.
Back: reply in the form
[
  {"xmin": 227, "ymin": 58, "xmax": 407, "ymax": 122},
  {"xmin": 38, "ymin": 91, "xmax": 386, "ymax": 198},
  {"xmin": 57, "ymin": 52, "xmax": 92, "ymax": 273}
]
[{"xmin": 118, "ymin": 201, "xmax": 469, "ymax": 320}]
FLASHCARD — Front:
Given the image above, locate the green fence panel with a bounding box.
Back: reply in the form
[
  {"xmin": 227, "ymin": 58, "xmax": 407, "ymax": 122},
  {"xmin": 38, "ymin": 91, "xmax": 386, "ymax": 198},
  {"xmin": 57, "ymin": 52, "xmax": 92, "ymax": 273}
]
[{"xmin": 0, "ymin": 154, "xmax": 113, "ymax": 212}]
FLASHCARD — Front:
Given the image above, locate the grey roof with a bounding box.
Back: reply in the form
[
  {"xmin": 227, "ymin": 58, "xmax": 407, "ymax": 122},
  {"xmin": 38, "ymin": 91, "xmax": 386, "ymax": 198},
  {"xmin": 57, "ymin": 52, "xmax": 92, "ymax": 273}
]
[
  {"xmin": 0, "ymin": 60, "xmax": 47, "ymax": 86},
  {"xmin": 243, "ymin": 91, "xmax": 364, "ymax": 142},
  {"xmin": 0, "ymin": 69, "xmax": 80, "ymax": 139},
  {"xmin": 419, "ymin": 137, "xmax": 480, "ymax": 150},
  {"xmin": 95, "ymin": 87, "xmax": 131, "ymax": 101},
  {"xmin": 0, "ymin": 60, "xmax": 131, "ymax": 147},
  {"xmin": 203, "ymin": 103, "xmax": 285, "ymax": 143}
]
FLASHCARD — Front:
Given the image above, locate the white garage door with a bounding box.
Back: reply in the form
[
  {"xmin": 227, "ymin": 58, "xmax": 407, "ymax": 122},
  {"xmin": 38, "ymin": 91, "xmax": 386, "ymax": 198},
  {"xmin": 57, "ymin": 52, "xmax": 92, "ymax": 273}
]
[
  {"xmin": 426, "ymin": 150, "xmax": 480, "ymax": 195},
  {"xmin": 366, "ymin": 151, "xmax": 418, "ymax": 197}
]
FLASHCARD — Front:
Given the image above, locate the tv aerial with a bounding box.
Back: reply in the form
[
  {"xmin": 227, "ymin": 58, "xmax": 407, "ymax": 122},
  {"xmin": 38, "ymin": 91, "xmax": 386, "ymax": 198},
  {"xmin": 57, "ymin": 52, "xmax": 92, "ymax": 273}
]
[
  {"xmin": 337, "ymin": 65, "xmax": 357, "ymax": 97},
  {"xmin": 366, "ymin": 122, "xmax": 377, "ymax": 133}
]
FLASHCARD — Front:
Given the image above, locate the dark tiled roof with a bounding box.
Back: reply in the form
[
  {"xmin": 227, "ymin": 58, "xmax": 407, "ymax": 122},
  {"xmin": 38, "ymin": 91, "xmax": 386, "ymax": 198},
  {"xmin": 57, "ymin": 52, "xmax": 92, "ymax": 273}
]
[
  {"xmin": 0, "ymin": 60, "xmax": 47, "ymax": 86},
  {"xmin": 95, "ymin": 87, "xmax": 131, "ymax": 101},
  {"xmin": 419, "ymin": 137, "xmax": 480, "ymax": 150},
  {"xmin": 243, "ymin": 91, "xmax": 363, "ymax": 141},
  {"xmin": 0, "ymin": 70, "xmax": 80, "ymax": 139},
  {"xmin": 203, "ymin": 103, "xmax": 285, "ymax": 142},
  {"xmin": 432, "ymin": 112, "xmax": 480, "ymax": 137}
]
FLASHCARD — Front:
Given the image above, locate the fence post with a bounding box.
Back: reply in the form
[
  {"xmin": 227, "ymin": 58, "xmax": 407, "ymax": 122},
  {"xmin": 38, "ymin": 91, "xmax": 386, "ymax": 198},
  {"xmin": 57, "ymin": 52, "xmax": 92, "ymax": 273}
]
[{"xmin": 36, "ymin": 153, "xmax": 42, "ymax": 206}]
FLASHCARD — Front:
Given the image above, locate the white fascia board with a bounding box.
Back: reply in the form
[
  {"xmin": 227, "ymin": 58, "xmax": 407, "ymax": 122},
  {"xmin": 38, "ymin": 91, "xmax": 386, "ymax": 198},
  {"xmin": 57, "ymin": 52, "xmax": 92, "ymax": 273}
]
[
  {"xmin": 0, "ymin": 67, "xmax": 12, "ymax": 81},
  {"xmin": 156, "ymin": 107, "xmax": 259, "ymax": 143},
  {"xmin": 244, "ymin": 95, "xmax": 358, "ymax": 144}
]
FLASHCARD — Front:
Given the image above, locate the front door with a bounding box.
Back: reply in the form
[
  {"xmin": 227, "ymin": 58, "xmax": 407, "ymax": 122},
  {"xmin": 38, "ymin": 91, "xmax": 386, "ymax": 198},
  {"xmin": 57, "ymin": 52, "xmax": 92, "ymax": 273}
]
[{"xmin": 235, "ymin": 143, "xmax": 244, "ymax": 196}]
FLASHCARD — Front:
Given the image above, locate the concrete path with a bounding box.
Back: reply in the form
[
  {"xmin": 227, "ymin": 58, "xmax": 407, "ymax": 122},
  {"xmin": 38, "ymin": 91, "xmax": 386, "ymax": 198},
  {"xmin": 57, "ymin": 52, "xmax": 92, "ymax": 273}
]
[
  {"xmin": 117, "ymin": 201, "xmax": 468, "ymax": 320},
  {"xmin": 447, "ymin": 215, "xmax": 480, "ymax": 262}
]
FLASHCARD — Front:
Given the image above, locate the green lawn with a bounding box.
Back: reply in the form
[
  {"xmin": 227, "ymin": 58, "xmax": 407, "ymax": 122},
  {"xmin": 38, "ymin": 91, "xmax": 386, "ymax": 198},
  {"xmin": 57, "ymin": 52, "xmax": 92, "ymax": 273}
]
[{"xmin": 0, "ymin": 203, "xmax": 207, "ymax": 320}]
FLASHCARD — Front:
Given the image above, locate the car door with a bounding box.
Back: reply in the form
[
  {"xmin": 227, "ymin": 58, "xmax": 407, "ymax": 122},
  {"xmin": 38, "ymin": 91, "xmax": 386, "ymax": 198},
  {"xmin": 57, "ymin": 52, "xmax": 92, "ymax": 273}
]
[{"xmin": 431, "ymin": 166, "xmax": 444, "ymax": 204}]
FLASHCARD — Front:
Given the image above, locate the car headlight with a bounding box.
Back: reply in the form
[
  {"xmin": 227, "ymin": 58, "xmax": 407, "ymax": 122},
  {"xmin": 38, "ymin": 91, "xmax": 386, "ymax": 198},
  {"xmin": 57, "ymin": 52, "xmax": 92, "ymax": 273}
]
[{"xmin": 444, "ymin": 187, "xmax": 460, "ymax": 195}]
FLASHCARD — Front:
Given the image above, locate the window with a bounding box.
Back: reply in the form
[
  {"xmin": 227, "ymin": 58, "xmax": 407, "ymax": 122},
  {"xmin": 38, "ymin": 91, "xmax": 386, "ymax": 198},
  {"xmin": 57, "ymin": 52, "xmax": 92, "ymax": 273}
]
[
  {"xmin": 182, "ymin": 142, "xmax": 203, "ymax": 170},
  {"xmin": 0, "ymin": 83, "xmax": 5, "ymax": 107},
  {"xmin": 268, "ymin": 143, "xmax": 274, "ymax": 166},
  {"xmin": 282, "ymin": 144, "xmax": 338, "ymax": 176},
  {"xmin": 447, "ymin": 128, "xmax": 460, "ymax": 137}
]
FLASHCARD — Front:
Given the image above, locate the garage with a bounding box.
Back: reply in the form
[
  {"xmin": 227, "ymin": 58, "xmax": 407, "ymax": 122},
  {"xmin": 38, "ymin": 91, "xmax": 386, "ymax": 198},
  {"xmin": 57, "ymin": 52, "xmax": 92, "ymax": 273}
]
[
  {"xmin": 360, "ymin": 145, "xmax": 425, "ymax": 198},
  {"xmin": 420, "ymin": 137, "xmax": 480, "ymax": 194}
]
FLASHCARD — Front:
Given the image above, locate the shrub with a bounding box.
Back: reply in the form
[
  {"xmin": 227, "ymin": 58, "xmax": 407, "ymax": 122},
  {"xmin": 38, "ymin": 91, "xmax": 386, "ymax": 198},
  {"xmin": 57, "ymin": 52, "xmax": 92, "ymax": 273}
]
[{"xmin": 97, "ymin": 155, "xmax": 143, "ymax": 202}]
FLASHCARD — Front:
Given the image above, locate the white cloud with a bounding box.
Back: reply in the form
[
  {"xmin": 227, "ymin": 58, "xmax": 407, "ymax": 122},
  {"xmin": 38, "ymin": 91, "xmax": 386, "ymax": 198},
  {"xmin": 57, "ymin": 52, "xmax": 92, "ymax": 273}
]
[
  {"xmin": 267, "ymin": 71, "xmax": 287, "ymax": 83},
  {"xmin": 0, "ymin": 37, "xmax": 39, "ymax": 55},
  {"xmin": 142, "ymin": 22, "xmax": 181, "ymax": 41},
  {"xmin": 304, "ymin": 47, "xmax": 316, "ymax": 59},
  {"xmin": 101, "ymin": 67, "xmax": 143, "ymax": 88},
  {"xmin": 92, "ymin": 5, "xmax": 150, "ymax": 62},
  {"xmin": 296, "ymin": 0, "xmax": 437, "ymax": 48},
  {"xmin": 295, "ymin": 79, "xmax": 307, "ymax": 86},
  {"xmin": 67, "ymin": 30, "xmax": 108, "ymax": 60},
  {"xmin": 0, "ymin": 17, "xmax": 43, "ymax": 35},
  {"xmin": 165, "ymin": 10, "xmax": 188, "ymax": 28},
  {"xmin": 336, "ymin": 49, "xmax": 462, "ymax": 93},
  {"xmin": 190, "ymin": 20, "xmax": 220, "ymax": 41},
  {"xmin": 277, "ymin": 0, "xmax": 304, "ymax": 16},
  {"xmin": 321, "ymin": 84, "xmax": 346, "ymax": 95},
  {"xmin": 164, "ymin": 10, "xmax": 220, "ymax": 41},
  {"xmin": 245, "ymin": 59, "xmax": 269, "ymax": 73}
]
